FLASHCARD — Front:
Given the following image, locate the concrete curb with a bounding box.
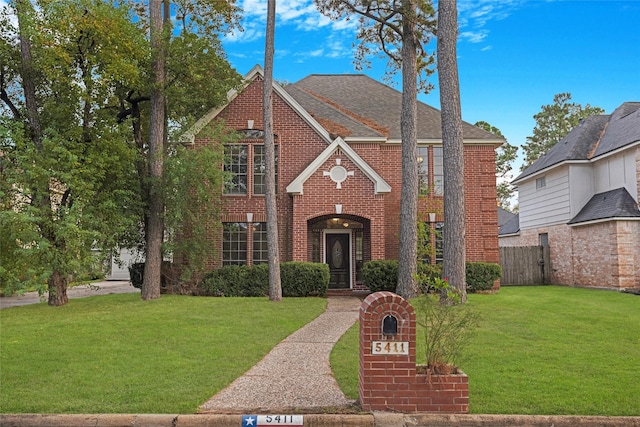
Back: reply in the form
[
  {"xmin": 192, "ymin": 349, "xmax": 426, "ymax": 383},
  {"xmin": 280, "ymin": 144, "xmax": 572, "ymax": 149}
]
[{"xmin": 1, "ymin": 413, "xmax": 639, "ymax": 427}]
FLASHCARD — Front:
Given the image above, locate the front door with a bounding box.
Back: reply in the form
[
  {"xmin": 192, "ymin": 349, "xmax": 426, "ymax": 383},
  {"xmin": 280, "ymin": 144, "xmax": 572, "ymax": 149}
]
[{"xmin": 326, "ymin": 233, "xmax": 350, "ymax": 289}]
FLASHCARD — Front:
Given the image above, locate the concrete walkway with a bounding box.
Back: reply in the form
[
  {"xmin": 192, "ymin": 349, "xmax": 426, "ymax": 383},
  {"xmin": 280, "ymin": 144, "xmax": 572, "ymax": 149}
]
[
  {"xmin": 0, "ymin": 280, "xmax": 138, "ymax": 309},
  {"xmin": 200, "ymin": 296, "xmax": 362, "ymax": 413}
]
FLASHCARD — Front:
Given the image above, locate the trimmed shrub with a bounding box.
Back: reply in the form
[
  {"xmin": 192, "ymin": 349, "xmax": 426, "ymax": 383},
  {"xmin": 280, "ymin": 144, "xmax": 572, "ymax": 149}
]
[
  {"xmin": 281, "ymin": 262, "xmax": 329, "ymax": 297},
  {"xmin": 362, "ymin": 260, "xmax": 398, "ymax": 293},
  {"xmin": 466, "ymin": 262, "xmax": 502, "ymax": 292},
  {"xmin": 198, "ymin": 262, "xmax": 328, "ymax": 297}
]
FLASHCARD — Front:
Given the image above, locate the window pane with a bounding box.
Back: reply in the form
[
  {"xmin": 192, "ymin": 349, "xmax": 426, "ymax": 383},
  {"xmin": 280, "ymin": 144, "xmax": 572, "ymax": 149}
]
[
  {"xmin": 222, "ymin": 222, "xmax": 247, "ymax": 265},
  {"xmin": 224, "ymin": 145, "xmax": 248, "ymax": 195},
  {"xmin": 252, "ymin": 222, "xmax": 268, "ymax": 265},
  {"xmin": 433, "ymin": 146, "xmax": 443, "ymax": 196},
  {"xmin": 417, "ymin": 147, "xmax": 430, "ymax": 195},
  {"xmin": 254, "ymin": 145, "xmax": 278, "ymax": 195},
  {"xmin": 435, "ymin": 222, "xmax": 444, "ymax": 264}
]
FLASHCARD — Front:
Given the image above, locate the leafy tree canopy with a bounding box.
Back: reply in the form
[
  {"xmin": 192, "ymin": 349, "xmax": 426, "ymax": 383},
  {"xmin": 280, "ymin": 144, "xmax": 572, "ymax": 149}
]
[
  {"xmin": 522, "ymin": 93, "xmax": 604, "ymax": 169},
  {"xmin": 474, "ymin": 121, "xmax": 517, "ymax": 210}
]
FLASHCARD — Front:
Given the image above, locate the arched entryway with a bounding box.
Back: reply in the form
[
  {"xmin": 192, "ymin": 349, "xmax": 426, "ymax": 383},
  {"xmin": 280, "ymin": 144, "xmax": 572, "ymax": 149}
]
[{"xmin": 307, "ymin": 215, "xmax": 371, "ymax": 289}]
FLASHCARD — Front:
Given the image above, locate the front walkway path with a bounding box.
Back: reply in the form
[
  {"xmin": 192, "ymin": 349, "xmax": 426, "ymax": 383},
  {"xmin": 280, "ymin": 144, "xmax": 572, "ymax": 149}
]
[{"xmin": 199, "ymin": 296, "xmax": 362, "ymax": 413}]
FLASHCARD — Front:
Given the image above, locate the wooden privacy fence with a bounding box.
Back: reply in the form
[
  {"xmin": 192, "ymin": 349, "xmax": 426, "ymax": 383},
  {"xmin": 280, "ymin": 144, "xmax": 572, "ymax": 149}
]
[{"xmin": 499, "ymin": 246, "xmax": 551, "ymax": 285}]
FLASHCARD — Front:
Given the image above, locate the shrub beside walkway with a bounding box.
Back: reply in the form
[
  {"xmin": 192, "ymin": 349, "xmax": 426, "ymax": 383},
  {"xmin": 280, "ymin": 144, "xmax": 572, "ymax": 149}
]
[{"xmin": 199, "ymin": 296, "xmax": 361, "ymax": 413}]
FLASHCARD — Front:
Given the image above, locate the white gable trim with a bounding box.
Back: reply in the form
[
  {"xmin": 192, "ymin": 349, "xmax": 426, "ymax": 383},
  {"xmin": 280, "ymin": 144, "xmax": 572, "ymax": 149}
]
[
  {"xmin": 179, "ymin": 64, "xmax": 331, "ymax": 144},
  {"xmin": 286, "ymin": 137, "xmax": 392, "ymax": 195}
]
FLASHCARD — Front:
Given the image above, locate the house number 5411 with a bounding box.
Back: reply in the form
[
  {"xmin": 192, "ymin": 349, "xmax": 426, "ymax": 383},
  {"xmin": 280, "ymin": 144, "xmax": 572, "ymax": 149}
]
[{"xmin": 372, "ymin": 341, "xmax": 409, "ymax": 355}]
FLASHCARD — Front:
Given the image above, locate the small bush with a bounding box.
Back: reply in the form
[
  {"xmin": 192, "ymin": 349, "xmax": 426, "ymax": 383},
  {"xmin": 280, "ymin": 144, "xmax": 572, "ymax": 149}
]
[
  {"xmin": 416, "ymin": 263, "xmax": 443, "ymax": 293},
  {"xmin": 281, "ymin": 262, "xmax": 329, "ymax": 297},
  {"xmin": 362, "ymin": 260, "xmax": 398, "ymax": 293},
  {"xmin": 129, "ymin": 262, "xmax": 183, "ymax": 292},
  {"xmin": 363, "ymin": 260, "xmax": 442, "ymax": 294},
  {"xmin": 466, "ymin": 262, "xmax": 502, "ymax": 292}
]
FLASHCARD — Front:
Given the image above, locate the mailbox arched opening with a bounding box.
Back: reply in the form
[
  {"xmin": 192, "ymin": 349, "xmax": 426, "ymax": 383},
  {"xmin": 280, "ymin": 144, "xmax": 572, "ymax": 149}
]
[{"xmin": 382, "ymin": 315, "xmax": 398, "ymax": 336}]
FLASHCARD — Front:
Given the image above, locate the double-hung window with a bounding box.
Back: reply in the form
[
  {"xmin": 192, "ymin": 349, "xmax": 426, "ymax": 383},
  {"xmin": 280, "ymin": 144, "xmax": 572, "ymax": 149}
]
[
  {"xmin": 252, "ymin": 222, "xmax": 268, "ymax": 265},
  {"xmin": 417, "ymin": 147, "xmax": 430, "ymax": 195},
  {"xmin": 433, "ymin": 146, "xmax": 444, "ymax": 196},
  {"xmin": 222, "ymin": 222, "xmax": 247, "ymax": 265},
  {"xmin": 253, "ymin": 145, "xmax": 278, "ymax": 195},
  {"xmin": 224, "ymin": 145, "xmax": 248, "ymax": 195}
]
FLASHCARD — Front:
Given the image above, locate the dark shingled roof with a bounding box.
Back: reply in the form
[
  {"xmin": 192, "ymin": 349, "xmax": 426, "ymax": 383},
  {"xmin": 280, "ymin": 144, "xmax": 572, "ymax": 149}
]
[
  {"xmin": 514, "ymin": 102, "xmax": 640, "ymax": 183},
  {"xmin": 285, "ymin": 74, "xmax": 502, "ymax": 141},
  {"xmin": 568, "ymin": 188, "xmax": 640, "ymax": 225},
  {"xmin": 498, "ymin": 207, "xmax": 517, "ymax": 227},
  {"xmin": 498, "ymin": 214, "xmax": 520, "ymax": 236}
]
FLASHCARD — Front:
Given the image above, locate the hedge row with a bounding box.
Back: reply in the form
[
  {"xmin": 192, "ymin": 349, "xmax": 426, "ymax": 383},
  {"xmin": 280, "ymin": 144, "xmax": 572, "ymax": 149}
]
[
  {"xmin": 199, "ymin": 262, "xmax": 329, "ymax": 297},
  {"xmin": 362, "ymin": 260, "xmax": 501, "ymax": 293}
]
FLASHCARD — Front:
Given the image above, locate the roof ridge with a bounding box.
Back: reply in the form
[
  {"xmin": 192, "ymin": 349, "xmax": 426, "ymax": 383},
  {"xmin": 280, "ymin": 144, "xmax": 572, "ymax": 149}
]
[
  {"xmin": 587, "ymin": 118, "xmax": 609, "ymax": 159},
  {"xmin": 298, "ymin": 87, "xmax": 390, "ymax": 137}
]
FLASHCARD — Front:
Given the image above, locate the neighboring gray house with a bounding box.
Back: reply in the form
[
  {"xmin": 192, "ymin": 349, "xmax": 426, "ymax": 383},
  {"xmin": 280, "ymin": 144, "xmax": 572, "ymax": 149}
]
[{"xmin": 502, "ymin": 102, "xmax": 640, "ymax": 290}]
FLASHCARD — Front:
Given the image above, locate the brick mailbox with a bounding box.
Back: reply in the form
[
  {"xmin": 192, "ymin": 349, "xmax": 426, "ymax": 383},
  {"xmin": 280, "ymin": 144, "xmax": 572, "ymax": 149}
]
[{"xmin": 359, "ymin": 291, "xmax": 469, "ymax": 413}]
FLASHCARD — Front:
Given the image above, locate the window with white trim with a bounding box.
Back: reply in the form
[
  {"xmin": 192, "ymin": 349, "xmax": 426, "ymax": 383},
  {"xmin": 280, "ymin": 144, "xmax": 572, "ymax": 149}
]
[
  {"xmin": 252, "ymin": 222, "xmax": 268, "ymax": 265},
  {"xmin": 224, "ymin": 145, "xmax": 248, "ymax": 195},
  {"xmin": 253, "ymin": 145, "xmax": 278, "ymax": 195}
]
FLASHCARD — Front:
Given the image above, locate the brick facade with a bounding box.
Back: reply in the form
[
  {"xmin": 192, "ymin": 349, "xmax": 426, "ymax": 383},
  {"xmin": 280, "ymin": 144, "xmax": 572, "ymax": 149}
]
[
  {"xmin": 501, "ymin": 223, "xmax": 640, "ymax": 289},
  {"xmin": 192, "ymin": 75, "xmax": 500, "ymax": 290}
]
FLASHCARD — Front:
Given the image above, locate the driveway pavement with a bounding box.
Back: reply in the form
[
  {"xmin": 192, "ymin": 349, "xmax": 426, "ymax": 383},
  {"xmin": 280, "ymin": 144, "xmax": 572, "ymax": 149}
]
[{"xmin": 0, "ymin": 280, "xmax": 138, "ymax": 309}]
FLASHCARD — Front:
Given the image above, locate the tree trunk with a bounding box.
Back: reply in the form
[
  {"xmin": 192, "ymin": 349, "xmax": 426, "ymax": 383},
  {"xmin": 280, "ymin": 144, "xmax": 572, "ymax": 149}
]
[
  {"xmin": 142, "ymin": 0, "xmax": 165, "ymax": 300},
  {"xmin": 48, "ymin": 270, "xmax": 69, "ymax": 306},
  {"xmin": 264, "ymin": 0, "xmax": 282, "ymax": 302},
  {"xmin": 396, "ymin": 0, "xmax": 419, "ymax": 299},
  {"xmin": 437, "ymin": 0, "xmax": 466, "ymax": 302}
]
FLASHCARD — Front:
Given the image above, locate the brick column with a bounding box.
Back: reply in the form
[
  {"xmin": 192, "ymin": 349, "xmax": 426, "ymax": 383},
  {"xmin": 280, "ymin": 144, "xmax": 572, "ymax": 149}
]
[{"xmin": 359, "ymin": 291, "xmax": 469, "ymax": 413}]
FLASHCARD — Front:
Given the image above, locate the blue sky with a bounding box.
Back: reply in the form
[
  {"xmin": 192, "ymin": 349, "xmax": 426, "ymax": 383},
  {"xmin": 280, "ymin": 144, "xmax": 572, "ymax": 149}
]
[{"xmin": 220, "ymin": 0, "xmax": 640, "ymax": 174}]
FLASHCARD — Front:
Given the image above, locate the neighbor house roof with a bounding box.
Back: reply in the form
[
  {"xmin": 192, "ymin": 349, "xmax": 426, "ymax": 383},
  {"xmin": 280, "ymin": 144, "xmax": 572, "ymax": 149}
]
[
  {"xmin": 513, "ymin": 102, "xmax": 640, "ymax": 184},
  {"xmin": 498, "ymin": 214, "xmax": 520, "ymax": 236},
  {"xmin": 285, "ymin": 74, "xmax": 503, "ymax": 143},
  {"xmin": 568, "ymin": 188, "xmax": 640, "ymax": 225}
]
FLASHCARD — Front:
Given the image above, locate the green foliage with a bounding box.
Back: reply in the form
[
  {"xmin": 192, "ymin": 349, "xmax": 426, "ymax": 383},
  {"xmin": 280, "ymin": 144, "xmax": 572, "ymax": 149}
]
[
  {"xmin": 362, "ymin": 260, "xmax": 398, "ymax": 292},
  {"xmin": 522, "ymin": 93, "xmax": 604, "ymax": 169},
  {"xmin": 416, "ymin": 277, "xmax": 479, "ymax": 371},
  {"xmin": 199, "ymin": 262, "xmax": 329, "ymax": 297},
  {"xmin": 465, "ymin": 262, "xmax": 502, "ymax": 293},
  {"xmin": 280, "ymin": 262, "xmax": 329, "ymax": 297},
  {"xmin": 164, "ymin": 123, "xmax": 240, "ymax": 281},
  {"xmin": 475, "ymin": 120, "xmax": 518, "ymax": 209},
  {"xmin": 0, "ymin": 0, "xmax": 144, "ymax": 298}
]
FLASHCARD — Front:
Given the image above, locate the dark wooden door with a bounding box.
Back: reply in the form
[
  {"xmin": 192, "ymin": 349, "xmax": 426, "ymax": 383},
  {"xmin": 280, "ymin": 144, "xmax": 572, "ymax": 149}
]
[{"xmin": 326, "ymin": 234, "xmax": 350, "ymax": 289}]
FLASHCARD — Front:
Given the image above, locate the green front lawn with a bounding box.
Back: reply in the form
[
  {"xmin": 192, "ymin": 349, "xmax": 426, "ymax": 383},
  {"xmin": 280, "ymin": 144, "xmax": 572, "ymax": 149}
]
[
  {"xmin": 0, "ymin": 294, "xmax": 326, "ymax": 414},
  {"xmin": 330, "ymin": 286, "xmax": 640, "ymax": 416}
]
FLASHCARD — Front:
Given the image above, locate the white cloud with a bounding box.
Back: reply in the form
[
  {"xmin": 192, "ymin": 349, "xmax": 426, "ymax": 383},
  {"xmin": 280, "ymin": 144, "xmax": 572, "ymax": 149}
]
[
  {"xmin": 457, "ymin": 0, "xmax": 525, "ymax": 47},
  {"xmin": 460, "ymin": 30, "xmax": 488, "ymax": 43}
]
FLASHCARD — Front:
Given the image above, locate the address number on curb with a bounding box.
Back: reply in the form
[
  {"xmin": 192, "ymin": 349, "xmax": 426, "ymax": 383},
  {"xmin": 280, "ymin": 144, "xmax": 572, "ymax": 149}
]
[
  {"xmin": 242, "ymin": 415, "xmax": 304, "ymax": 426},
  {"xmin": 372, "ymin": 341, "xmax": 409, "ymax": 355}
]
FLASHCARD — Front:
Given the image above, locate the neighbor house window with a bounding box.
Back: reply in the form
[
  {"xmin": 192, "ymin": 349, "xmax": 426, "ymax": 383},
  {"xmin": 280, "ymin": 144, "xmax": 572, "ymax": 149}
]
[
  {"xmin": 253, "ymin": 145, "xmax": 278, "ymax": 195},
  {"xmin": 536, "ymin": 176, "xmax": 546, "ymax": 189},
  {"xmin": 224, "ymin": 145, "xmax": 248, "ymax": 195},
  {"xmin": 433, "ymin": 147, "xmax": 444, "ymax": 196},
  {"xmin": 222, "ymin": 222, "xmax": 247, "ymax": 265},
  {"xmin": 417, "ymin": 146, "xmax": 430, "ymax": 195},
  {"xmin": 252, "ymin": 222, "xmax": 268, "ymax": 265}
]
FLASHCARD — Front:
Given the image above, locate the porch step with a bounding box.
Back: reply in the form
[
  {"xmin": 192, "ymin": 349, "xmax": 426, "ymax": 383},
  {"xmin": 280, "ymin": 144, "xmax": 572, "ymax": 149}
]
[{"xmin": 326, "ymin": 289, "xmax": 371, "ymax": 297}]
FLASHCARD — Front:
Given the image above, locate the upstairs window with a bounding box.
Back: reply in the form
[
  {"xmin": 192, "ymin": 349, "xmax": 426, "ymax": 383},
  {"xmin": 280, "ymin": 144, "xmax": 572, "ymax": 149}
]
[
  {"xmin": 224, "ymin": 145, "xmax": 248, "ymax": 195},
  {"xmin": 536, "ymin": 176, "xmax": 546, "ymax": 190},
  {"xmin": 253, "ymin": 145, "xmax": 278, "ymax": 195},
  {"xmin": 433, "ymin": 147, "xmax": 444, "ymax": 196},
  {"xmin": 417, "ymin": 147, "xmax": 430, "ymax": 195}
]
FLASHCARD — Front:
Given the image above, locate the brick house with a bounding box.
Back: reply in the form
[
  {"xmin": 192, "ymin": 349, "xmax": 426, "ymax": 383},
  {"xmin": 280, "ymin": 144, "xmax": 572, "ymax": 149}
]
[
  {"xmin": 501, "ymin": 102, "xmax": 640, "ymax": 290},
  {"xmin": 182, "ymin": 65, "xmax": 503, "ymax": 291}
]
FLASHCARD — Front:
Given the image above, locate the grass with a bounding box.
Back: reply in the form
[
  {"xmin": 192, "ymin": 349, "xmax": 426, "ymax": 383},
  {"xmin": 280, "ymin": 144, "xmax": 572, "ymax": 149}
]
[
  {"xmin": 330, "ymin": 286, "xmax": 640, "ymax": 416},
  {"xmin": 0, "ymin": 294, "xmax": 326, "ymax": 414}
]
